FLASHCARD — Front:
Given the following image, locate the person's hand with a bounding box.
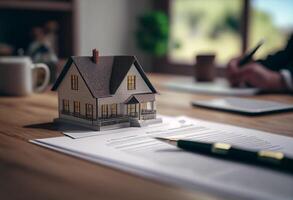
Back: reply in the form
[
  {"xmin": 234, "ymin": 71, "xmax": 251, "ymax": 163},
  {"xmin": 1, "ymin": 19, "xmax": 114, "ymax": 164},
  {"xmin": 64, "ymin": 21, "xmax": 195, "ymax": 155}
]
[
  {"xmin": 226, "ymin": 57, "xmax": 242, "ymax": 87},
  {"xmin": 236, "ymin": 63, "xmax": 286, "ymax": 90},
  {"xmin": 226, "ymin": 57, "xmax": 286, "ymax": 90}
]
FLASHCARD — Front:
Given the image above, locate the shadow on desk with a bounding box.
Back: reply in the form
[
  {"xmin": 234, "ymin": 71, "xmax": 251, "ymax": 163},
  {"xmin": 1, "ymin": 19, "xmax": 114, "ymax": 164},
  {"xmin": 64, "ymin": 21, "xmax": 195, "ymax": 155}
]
[{"xmin": 24, "ymin": 122, "xmax": 87, "ymax": 132}]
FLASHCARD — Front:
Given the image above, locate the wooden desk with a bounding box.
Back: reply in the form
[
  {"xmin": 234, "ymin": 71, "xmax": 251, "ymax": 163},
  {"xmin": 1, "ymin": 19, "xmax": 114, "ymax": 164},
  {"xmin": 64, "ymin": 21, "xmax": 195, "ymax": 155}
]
[{"xmin": 0, "ymin": 74, "xmax": 292, "ymax": 200}]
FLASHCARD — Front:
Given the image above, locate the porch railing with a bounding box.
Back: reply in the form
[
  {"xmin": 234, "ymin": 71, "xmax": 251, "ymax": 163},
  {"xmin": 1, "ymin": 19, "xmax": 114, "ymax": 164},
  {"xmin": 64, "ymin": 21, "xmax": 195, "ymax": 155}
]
[
  {"xmin": 98, "ymin": 115, "xmax": 130, "ymax": 126},
  {"xmin": 140, "ymin": 110, "xmax": 156, "ymax": 120},
  {"xmin": 61, "ymin": 109, "xmax": 157, "ymax": 126},
  {"xmin": 141, "ymin": 110, "xmax": 156, "ymax": 115},
  {"xmin": 61, "ymin": 110, "xmax": 94, "ymax": 121}
]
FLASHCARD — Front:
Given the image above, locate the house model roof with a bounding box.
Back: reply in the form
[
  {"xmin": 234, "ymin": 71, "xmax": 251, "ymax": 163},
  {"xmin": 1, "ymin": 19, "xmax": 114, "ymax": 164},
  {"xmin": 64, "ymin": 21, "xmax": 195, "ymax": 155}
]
[{"xmin": 52, "ymin": 55, "xmax": 157, "ymax": 98}]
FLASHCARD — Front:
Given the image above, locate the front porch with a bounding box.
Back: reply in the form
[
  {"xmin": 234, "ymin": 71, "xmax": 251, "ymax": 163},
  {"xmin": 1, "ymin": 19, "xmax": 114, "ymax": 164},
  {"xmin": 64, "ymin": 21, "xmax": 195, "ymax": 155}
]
[
  {"xmin": 125, "ymin": 94, "xmax": 156, "ymax": 120},
  {"xmin": 126, "ymin": 105, "xmax": 156, "ymax": 119},
  {"xmin": 97, "ymin": 106, "xmax": 156, "ymax": 127}
]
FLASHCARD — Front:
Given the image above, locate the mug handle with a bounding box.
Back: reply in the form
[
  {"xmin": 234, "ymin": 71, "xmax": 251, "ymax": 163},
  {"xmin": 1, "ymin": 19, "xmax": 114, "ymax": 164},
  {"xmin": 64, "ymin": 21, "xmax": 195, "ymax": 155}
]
[{"xmin": 33, "ymin": 63, "xmax": 50, "ymax": 92}]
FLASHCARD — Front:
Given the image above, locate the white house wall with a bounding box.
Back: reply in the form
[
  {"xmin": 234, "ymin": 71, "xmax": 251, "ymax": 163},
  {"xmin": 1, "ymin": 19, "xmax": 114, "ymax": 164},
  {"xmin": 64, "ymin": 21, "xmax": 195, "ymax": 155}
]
[
  {"xmin": 58, "ymin": 63, "xmax": 96, "ymax": 124},
  {"xmin": 98, "ymin": 64, "xmax": 153, "ymax": 117}
]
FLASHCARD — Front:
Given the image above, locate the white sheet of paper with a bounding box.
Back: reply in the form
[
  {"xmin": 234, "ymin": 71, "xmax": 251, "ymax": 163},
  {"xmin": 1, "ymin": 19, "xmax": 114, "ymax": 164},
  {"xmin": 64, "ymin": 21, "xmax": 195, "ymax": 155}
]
[
  {"xmin": 31, "ymin": 116, "xmax": 293, "ymax": 200},
  {"xmin": 165, "ymin": 77, "xmax": 260, "ymax": 96},
  {"xmin": 62, "ymin": 115, "xmax": 176, "ymax": 139}
]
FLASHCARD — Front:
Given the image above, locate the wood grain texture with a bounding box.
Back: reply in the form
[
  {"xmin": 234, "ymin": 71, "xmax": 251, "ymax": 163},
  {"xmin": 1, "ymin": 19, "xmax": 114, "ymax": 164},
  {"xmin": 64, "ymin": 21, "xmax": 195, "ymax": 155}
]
[{"xmin": 0, "ymin": 74, "xmax": 292, "ymax": 200}]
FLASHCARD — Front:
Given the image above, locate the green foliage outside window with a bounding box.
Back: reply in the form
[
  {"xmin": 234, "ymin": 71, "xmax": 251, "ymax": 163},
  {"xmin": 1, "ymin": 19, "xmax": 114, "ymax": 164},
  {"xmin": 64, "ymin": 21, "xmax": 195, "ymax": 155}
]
[{"xmin": 136, "ymin": 11, "xmax": 169, "ymax": 57}]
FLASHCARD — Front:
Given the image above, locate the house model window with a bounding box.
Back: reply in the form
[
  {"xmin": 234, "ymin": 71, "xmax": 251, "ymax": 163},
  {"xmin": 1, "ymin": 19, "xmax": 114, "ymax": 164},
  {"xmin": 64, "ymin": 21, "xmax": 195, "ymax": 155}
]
[
  {"xmin": 110, "ymin": 104, "xmax": 118, "ymax": 117},
  {"xmin": 71, "ymin": 75, "xmax": 78, "ymax": 90},
  {"xmin": 141, "ymin": 102, "xmax": 147, "ymax": 110},
  {"xmin": 62, "ymin": 99, "xmax": 69, "ymax": 112},
  {"xmin": 86, "ymin": 104, "xmax": 93, "ymax": 119},
  {"xmin": 101, "ymin": 104, "xmax": 108, "ymax": 118},
  {"xmin": 73, "ymin": 101, "xmax": 80, "ymax": 115},
  {"xmin": 127, "ymin": 104, "xmax": 136, "ymax": 117},
  {"xmin": 127, "ymin": 75, "xmax": 136, "ymax": 90},
  {"xmin": 51, "ymin": 49, "xmax": 161, "ymax": 131}
]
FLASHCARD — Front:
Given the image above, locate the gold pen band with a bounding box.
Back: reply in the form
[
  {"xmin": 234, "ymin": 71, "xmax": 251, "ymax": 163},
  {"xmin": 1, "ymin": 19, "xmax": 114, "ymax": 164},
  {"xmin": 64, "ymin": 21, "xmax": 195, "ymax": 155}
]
[
  {"xmin": 258, "ymin": 150, "xmax": 284, "ymax": 161},
  {"xmin": 212, "ymin": 143, "xmax": 231, "ymax": 154},
  {"xmin": 212, "ymin": 143, "xmax": 285, "ymax": 163}
]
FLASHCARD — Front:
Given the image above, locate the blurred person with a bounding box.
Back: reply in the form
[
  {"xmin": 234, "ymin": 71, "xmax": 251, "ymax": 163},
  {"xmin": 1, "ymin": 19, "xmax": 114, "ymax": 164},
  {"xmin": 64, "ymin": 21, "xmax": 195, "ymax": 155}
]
[
  {"xmin": 27, "ymin": 26, "xmax": 58, "ymax": 83},
  {"xmin": 27, "ymin": 26, "xmax": 58, "ymax": 64},
  {"xmin": 227, "ymin": 34, "xmax": 293, "ymax": 92}
]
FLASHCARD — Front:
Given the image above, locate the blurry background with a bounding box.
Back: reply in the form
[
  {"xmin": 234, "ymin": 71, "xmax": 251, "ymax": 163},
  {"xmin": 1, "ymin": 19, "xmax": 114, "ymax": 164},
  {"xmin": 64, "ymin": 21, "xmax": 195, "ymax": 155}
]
[
  {"xmin": 0, "ymin": 0, "xmax": 292, "ymax": 77},
  {"xmin": 169, "ymin": 0, "xmax": 293, "ymax": 64}
]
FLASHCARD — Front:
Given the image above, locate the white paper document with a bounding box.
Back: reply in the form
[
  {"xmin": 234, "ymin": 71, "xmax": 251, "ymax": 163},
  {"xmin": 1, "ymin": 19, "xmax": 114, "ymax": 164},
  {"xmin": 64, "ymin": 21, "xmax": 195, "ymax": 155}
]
[{"xmin": 31, "ymin": 117, "xmax": 293, "ymax": 200}]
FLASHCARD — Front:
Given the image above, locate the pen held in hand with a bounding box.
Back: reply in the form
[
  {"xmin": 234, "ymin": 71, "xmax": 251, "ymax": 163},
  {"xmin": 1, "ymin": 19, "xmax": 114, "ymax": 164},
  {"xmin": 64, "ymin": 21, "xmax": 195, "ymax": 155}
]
[{"xmin": 238, "ymin": 39, "xmax": 265, "ymax": 66}]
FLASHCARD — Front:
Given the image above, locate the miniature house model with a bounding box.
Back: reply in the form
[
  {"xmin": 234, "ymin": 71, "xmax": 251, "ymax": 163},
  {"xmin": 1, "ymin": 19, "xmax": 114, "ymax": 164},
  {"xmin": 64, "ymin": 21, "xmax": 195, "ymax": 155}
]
[{"xmin": 52, "ymin": 49, "xmax": 161, "ymax": 130}]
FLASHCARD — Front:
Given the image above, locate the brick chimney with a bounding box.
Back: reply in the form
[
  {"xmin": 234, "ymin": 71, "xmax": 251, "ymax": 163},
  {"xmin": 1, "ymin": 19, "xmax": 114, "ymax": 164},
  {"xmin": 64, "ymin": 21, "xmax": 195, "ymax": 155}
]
[{"xmin": 92, "ymin": 49, "xmax": 99, "ymax": 64}]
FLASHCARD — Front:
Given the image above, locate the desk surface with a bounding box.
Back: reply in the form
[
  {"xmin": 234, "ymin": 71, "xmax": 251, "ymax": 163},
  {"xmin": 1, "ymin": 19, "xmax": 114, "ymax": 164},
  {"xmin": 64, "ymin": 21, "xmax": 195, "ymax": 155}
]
[{"xmin": 0, "ymin": 74, "xmax": 292, "ymax": 200}]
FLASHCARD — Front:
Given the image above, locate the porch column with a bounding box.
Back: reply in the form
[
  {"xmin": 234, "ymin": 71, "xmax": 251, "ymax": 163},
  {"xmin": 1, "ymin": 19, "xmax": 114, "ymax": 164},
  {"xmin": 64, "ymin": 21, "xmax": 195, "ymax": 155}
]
[
  {"xmin": 139, "ymin": 103, "xmax": 141, "ymax": 120},
  {"xmin": 151, "ymin": 101, "xmax": 154, "ymax": 110}
]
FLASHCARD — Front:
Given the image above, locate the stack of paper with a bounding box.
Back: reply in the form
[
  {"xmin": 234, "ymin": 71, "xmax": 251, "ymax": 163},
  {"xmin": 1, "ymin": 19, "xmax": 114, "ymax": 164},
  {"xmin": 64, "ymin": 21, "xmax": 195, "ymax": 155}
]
[{"xmin": 31, "ymin": 116, "xmax": 293, "ymax": 200}]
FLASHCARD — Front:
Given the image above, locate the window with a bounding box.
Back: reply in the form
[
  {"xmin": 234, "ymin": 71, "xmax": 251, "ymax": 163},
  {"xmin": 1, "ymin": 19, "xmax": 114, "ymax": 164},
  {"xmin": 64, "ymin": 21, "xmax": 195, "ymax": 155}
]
[
  {"xmin": 110, "ymin": 104, "xmax": 118, "ymax": 116},
  {"xmin": 101, "ymin": 104, "xmax": 108, "ymax": 118},
  {"xmin": 127, "ymin": 104, "xmax": 136, "ymax": 116},
  {"xmin": 86, "ymin": 104, "xmax": 93, "ymax": 119},
  {"xmin": 141, "ymin": 102, "xmax": 147, "ymax": 110},
  {"xmin": 249, "ymin": 0, "xmax": 293, "ymax": 60},
  {"xmin": 141, "ymin": 102, "xmax": 154, "ymax": 111},
  {"xmin": 71, "ymin": 75, "xmax": 78, "ymax": 90},
  {"xmin": 127, "ymin": 75, "xmax": 136, "ymax": 90},
  {"xmin": 156, "ymin": 0, "xmax": 293, "ymax": 72},
  {"xmin": 169, "ymin": 0, "xmax": 243, "ymax": 64},
  {"xmin": 73, "ymin": 101, "xmax": 80, "ymax": 115},
  {"xmin": 62, "ymin": 99, "xmax": 69, "ymax": 112}
]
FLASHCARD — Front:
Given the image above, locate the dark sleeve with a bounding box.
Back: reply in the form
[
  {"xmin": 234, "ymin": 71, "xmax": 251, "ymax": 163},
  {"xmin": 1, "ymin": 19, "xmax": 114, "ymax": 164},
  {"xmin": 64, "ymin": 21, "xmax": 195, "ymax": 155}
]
[{"xmin": 257, "ymin": 34, "xmax": 293, "ymax": 75}]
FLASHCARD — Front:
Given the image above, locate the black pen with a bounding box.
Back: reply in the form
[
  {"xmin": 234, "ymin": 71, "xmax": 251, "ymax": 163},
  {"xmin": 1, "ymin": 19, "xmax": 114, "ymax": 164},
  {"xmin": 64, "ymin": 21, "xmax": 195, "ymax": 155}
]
[
  {"xmin": 155, "ymin": 137, "xmax": 293, "ymax": 174},
  {"xmin": 238, "ymin": 39, "xmax": 265, "ymax": 66}
]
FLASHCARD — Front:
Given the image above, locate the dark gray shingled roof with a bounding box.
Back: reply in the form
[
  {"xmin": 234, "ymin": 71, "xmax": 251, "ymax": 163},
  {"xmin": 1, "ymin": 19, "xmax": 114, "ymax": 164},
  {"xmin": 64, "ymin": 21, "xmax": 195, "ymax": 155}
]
[{"xmin": 52, "ymin": 56, "xmax": 157, "ymax": 98}]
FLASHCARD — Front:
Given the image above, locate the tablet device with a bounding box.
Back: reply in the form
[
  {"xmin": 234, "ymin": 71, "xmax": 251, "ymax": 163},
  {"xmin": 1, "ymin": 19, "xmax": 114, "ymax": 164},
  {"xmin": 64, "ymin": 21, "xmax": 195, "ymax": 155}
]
[{"xmin": 192, "ymin": 97, "xmax": 293, "ymax": 115}]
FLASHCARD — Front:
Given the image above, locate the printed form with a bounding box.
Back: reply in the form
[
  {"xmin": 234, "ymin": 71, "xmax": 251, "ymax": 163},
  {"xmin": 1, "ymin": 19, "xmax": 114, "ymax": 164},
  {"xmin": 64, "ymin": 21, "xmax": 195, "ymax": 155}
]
[{"xmin": 31, "ymin": 116, "xmax": 293, "ymax": 200}]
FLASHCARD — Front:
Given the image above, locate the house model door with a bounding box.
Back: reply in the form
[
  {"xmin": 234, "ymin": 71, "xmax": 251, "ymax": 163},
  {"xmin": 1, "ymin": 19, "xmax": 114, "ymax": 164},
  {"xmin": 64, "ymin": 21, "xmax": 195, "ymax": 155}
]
[{"xmin": 127, "ymin": 104, "xmax": 137, "ymax": 118}]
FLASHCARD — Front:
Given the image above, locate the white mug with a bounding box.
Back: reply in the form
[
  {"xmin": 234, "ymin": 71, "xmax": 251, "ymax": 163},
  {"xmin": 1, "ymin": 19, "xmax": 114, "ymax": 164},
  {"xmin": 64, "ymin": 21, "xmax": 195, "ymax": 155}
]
[{"xmin": 0, "ymin": 56, "xmax": 50, "ymax": 96}]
